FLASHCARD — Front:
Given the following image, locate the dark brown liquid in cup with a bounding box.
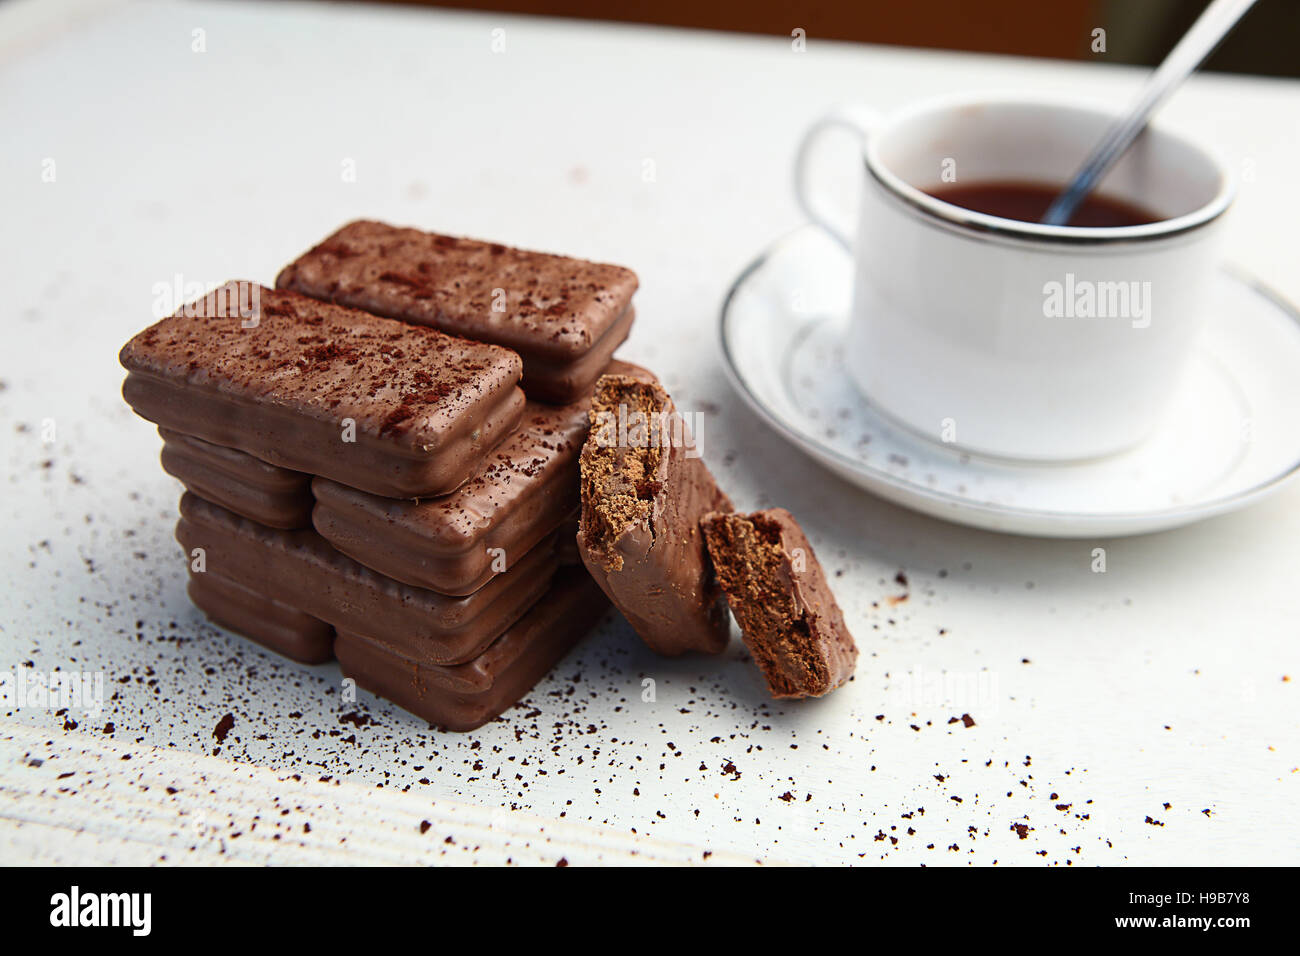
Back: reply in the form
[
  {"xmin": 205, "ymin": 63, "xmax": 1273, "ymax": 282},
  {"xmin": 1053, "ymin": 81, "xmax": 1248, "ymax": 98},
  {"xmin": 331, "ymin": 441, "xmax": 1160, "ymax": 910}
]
[{"xmin": 927, "ymin": 180, "xmax": 1161, "ymax": 227}]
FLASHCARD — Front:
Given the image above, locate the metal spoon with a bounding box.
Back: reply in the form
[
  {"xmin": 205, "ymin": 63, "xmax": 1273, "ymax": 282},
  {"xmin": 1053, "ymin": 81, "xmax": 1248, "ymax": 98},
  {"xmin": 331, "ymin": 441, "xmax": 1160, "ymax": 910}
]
[{"xmin": 1041, "ymin": 0, "xmax": 1259, "ymax": 226}]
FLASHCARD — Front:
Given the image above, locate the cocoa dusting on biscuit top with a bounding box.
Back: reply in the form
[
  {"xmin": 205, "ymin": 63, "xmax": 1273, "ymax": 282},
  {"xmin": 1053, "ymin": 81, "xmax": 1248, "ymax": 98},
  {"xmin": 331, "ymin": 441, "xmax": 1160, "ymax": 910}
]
[
  {"xmin": 277, "ymin": 221, "xmax": 638, "ymax": 356},
  {"xmin": 119, "ymin": 283, "xmax": 526, "ymax": 498},
  {"xmin": 276, "ymin": 221, "xmax": 640, "ymax": 402},
  {"xmin": 120, "ymin": 285, "xmax": 519, "ymax": 444}
]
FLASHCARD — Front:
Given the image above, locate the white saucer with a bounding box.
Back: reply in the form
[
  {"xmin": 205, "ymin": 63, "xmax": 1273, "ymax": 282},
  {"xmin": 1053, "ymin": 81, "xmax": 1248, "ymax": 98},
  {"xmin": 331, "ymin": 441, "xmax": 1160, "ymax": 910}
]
[{"xmin": 719, "ymin": 226, "xmax": 1300, "ymax": 537}]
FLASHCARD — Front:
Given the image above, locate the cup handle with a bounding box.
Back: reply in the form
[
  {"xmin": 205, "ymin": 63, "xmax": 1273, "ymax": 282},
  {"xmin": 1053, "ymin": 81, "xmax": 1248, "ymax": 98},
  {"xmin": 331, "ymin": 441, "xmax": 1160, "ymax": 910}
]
[{"xmin": 793, "ymin": 105, "xmax": 880, "ymax": 253}]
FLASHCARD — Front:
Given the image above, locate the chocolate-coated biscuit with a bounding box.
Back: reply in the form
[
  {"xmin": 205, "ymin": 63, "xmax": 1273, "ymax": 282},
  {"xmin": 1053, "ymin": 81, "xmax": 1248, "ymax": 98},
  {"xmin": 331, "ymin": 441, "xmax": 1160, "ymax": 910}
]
[
  {"xmin": 276, "ymin": 221, "xmax": 638, "ymax": 403},
  {"xmin": 187, "ymin": 569, "xmax": 334, "ymax": 665},
  {"xmin": 510, "ymin": 307, "xmax": 635, "ymax": 403},
  {"xmin": 578, "ymin": 373, "xmax": 733, "ymax": 656},
  {"xmin": 159, "ymin": 427, "xmax": 313, "ymax": 529},
  {"xmin": 701, "ymin": 508, "xmax": 858, "ymax": 699},
  {"xmin": 175, "ymin": 493, "xmax": 556, "ymax": 665},
  {"xmin": 120, "ymin": 283, "xmax": 524, "ymax": 497},
  {"xmin": 334, "ymin": 566, "xmax": 609, "ymax": 731},
  {"xmin": 311, "ymin": 360, "xmax": 651, "ymax": 595}
]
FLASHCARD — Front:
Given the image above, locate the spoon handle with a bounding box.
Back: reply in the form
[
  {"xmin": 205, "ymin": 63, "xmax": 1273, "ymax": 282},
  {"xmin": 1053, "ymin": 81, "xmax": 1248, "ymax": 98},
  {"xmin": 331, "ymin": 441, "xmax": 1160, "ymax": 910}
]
[{"xmin": 1041, "ymin": 0, "xmax": 1259, "ymax": 226}]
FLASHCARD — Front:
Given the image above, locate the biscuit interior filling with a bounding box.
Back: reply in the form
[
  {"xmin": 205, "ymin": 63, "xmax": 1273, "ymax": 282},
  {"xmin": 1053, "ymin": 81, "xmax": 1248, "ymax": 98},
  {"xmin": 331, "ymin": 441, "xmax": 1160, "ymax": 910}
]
[
  {"xmin": 580, "ymin": 379, "xmax": 666, "ymax": 570},
  {"xmin": 704, "ymin": 513, "xmax": 826, "ymax": 696}
]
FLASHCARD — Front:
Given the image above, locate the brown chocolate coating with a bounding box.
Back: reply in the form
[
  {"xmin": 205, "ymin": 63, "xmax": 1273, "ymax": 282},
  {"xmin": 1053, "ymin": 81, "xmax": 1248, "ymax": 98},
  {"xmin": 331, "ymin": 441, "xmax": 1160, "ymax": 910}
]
[
  {"xmin": 187, "ymin": 570, "xmax": 334, "ymax": 665},
  {"xmin": 275, "ymin": 221, "xmax": 638, "ymax": 403},
  {"xmin": 701, "ymin": 508, "xmax": 858, "ymax": 699},
  {"xmin": 120, "ymin": 283, "xmax": 525, "ymax": 497},
  {"xmin": 578, "ymin": 373, "xmax": 733, "ymax": 656},
  {"xmin": 311, "ymin": 360, "xmax": 649, "ymax": 595},
  {"xmin": 516, "ymin": 306, "xmax": 635, "ymax": 403},
  {"xmin": 175, "ymin": 493, "xmax": 557, "ymax": 665},
  {"xmin": 335, "ymin": 566, "xmax": 610, "ymax": 731},
  {"xmin": 159, "ymin": 427, "xmax": 313, "ymax": 529}
]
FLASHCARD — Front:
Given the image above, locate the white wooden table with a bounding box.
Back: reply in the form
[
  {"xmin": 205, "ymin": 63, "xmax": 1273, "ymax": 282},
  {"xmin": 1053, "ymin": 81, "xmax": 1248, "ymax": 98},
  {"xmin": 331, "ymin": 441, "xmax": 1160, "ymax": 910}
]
[{"xmin": 2, "ymin": 0, "xmax": 1297, "ymax": 866}]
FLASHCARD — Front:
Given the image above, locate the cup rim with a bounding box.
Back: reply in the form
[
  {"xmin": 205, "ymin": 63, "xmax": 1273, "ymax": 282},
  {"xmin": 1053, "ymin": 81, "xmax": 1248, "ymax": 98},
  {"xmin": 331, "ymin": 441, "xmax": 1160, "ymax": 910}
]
[{"xmin": 862, "ymin": 91, "xmax": 1236, "ymax": 246}]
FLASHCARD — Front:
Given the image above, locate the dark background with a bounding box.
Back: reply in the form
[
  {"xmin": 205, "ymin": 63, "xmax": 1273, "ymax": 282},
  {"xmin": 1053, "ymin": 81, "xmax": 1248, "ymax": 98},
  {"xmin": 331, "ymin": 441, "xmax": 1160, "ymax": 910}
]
[{"xmin": 358, "ymin": 0, "xmax": 1299, "ymax": 78}]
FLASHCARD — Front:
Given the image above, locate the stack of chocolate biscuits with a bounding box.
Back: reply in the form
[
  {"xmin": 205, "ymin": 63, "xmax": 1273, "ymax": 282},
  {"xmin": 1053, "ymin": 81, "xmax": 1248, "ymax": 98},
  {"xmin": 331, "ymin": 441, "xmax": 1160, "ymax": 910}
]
[{"xmin": 119, "ymin": 222, "xmax": 641, "ymax": 730}]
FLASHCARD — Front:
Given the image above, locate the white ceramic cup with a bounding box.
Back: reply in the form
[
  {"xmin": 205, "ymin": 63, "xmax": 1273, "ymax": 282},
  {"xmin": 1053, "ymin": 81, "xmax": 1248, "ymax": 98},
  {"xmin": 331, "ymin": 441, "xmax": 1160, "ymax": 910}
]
[{"xmin": 794, "ymin": 93, "xmax": 1234, "ymax": 461}]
